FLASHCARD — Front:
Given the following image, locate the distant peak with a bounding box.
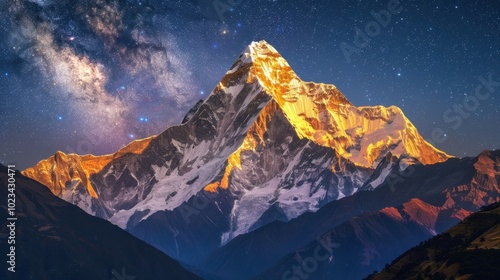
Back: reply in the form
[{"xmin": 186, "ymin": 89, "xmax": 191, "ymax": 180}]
[
  {"xmin": 237, "ymin": 40, "xmax": 287, "ymax": 68},
  {"xmin": 476, "ymin": 150, "xmax": 500, "ymax": 162},
  {"xmin": 479, "ymin": 150, "xmax": 492, "ymax": 157}
]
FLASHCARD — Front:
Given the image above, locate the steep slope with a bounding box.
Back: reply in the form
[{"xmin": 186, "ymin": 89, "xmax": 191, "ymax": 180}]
[
  {"xmin": 22, "ymin": 137, "xmax": 153, "ymax": 217},
  {"xmin": 22, "ymin": 40, "xmax": 450, "ymax": 266},
  {"xmin": 365, "ymin": 202, "xmax": 500, "ymax": 280},
  {"xmin": 0, "ymin": 164, "xmax": 200, "ymax": 280},
  {"xmin": 202, "ymin": 150, "xmax": 500, "ymax": 280},
  {"xmin": 254, "ymin": 208, "xmax": 433, "ymax": 280},
  {"xmin": 245, "ymin": 41, "xmax": 449, "ymax": 168}
]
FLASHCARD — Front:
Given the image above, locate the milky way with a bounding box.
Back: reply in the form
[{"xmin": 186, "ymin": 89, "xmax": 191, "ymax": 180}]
[
  {"xmin": 2, "ymin": 0, "xmax": 196, "ymax": 162},
  {"xmin": 0, "ymin": 0, "xmax": 499, "ymax": 168}
]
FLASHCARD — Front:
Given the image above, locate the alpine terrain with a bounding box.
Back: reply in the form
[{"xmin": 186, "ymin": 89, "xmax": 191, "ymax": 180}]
[
  {"xmin": 365, "ymin": 201, "xmax": 500, "ymax": 280},
  {"xmin": 20, "ymin": 41, "xmax": 499, "ymax": 279}
]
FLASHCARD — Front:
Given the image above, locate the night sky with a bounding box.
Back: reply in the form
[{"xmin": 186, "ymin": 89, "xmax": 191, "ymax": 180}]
[{"xmin": 0, "ymin": 0, "xmax": 499, "ymax": 169}]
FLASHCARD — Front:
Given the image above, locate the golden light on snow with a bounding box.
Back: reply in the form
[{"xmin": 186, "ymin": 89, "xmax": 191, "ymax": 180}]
[
  {"xmin": 203, "ymin": 182, "xmax": 221, "ymax": 193},
  {"xmin": 22, "ymin": 137, "xmax": 154, "ymax": 199},
  {"xmin": 23, "ymin": 40, "xmax": 451, "ymax": 200},
  {"xmin": 205, "ymin": 41, "xmax": 451, "ymax": 193},
  {"xmin": 247, "ymin": 41, "xmax": 450, "ymax": 167}
]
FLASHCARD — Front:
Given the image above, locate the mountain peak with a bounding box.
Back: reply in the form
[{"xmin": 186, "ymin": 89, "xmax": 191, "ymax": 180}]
[
  {"xmin": 248, "ymin": 40, "xmax": 279, "ymax": 55},
  {"xmin": 225, "ymin": 41, "xmax": 450, "ymax": 167},
  {"xmin": 242, "ymin": 40, "xmax": 351, "ymax": 104},
  {"xmin": 246, "ymin": 40, "xmax": 289, "ymax": 63}
]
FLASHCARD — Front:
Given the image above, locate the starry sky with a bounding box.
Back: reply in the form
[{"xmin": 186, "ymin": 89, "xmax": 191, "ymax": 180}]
[{"xmin": 0, "ymin": 0, "xmax": 499, "ymax": 169}]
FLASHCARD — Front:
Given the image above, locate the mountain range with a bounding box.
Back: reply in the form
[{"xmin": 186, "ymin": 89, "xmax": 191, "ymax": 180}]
[
  {"xmin": 17, "ymin": 41, "xmax": 500, "ymax": 279},
  {"xmin": 247, "ymin": 150, "xmax": 500, "ymax": 280}
]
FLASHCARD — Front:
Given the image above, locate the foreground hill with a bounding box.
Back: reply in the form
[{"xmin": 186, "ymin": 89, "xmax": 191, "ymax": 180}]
[
  {"xmin": 365, "ymin": 201, "xmax": 500, "ymax": 280},
  {"xmin": 0, "ymin": 164, "xmax": 200, "ymax": 280}
]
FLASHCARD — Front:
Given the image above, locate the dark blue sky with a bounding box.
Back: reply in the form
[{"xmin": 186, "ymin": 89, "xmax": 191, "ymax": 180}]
[{"xmin": 0, "ymin": 0, "xmax": 499, "ymax": 169}]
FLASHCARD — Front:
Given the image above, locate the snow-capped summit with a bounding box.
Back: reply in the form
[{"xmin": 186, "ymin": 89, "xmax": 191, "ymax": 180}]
[
  {"xmin": 229, "ymin": 40, "xmax": 450, "ymax": 168},
  {"xmin": 23, "ymin": 41, "xmax": 450, "ymax": 266}
]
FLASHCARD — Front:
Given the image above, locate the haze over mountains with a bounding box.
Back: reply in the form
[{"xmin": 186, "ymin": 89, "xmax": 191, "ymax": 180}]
[{"xmin": 17, "ymin": 41, "xmax": 500, "ymax": 279}]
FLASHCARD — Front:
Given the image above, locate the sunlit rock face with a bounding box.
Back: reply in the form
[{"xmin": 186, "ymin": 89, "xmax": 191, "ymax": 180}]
[
  {"xmin": 247, "ymin": 41, "xmax": 449, "ymax": 168},
  {"xmin": 22, "ymin": 40, "xmax": 450, "ymax": 265},
  {"xmin": 22, "ymin": 137, "xmax": 153, "ymax": 216}
]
